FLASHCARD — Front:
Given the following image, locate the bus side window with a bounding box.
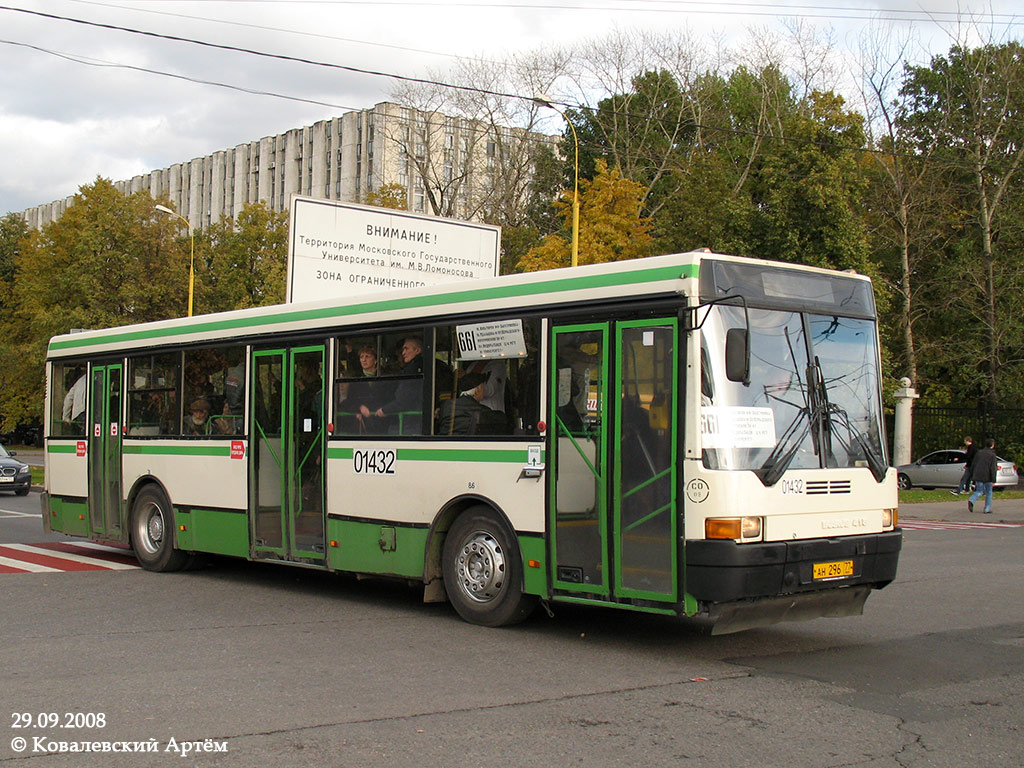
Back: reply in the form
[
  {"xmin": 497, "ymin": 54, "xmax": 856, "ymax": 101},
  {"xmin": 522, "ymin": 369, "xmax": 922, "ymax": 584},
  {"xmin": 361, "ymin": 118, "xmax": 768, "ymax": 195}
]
[
  {"xmin": 334, "ymin": 335, "xmax": 394, "ymax": 436},
  {"xmin": 51, "ymin": 361, "xmax": 88, "ymax": 438},
  {"xmin": 432, "ymin": 318, "xmax": 541, "ymax": 437},
  {"xmin": 127, "ymin": 353, "xmax": 181, "ymax": 436},
  {"xmin": 182, "ymin": 346, "xmax": 245, "ymax": 436}
]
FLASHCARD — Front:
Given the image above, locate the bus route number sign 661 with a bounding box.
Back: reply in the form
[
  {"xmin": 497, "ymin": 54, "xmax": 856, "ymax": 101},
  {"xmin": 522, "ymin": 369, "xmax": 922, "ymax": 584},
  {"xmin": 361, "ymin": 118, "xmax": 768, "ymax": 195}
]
[{"xmin": 353, "ymin": 449, "xmax": 396, "ymax": 475}]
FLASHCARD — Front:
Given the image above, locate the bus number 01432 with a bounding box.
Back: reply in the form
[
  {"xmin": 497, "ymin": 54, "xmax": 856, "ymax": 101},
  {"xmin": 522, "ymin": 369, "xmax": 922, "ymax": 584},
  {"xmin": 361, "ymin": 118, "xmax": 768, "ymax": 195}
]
[{"xmin": 353, "ymin": 449, "xmax": 396, "ymax": 475}]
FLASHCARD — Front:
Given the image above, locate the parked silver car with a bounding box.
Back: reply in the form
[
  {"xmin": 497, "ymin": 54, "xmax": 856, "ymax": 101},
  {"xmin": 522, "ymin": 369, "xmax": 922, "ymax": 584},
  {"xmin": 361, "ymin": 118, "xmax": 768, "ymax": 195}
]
[{"xmin": 896, "ymin": 449, "xmax": 1018, "ymax": 491}]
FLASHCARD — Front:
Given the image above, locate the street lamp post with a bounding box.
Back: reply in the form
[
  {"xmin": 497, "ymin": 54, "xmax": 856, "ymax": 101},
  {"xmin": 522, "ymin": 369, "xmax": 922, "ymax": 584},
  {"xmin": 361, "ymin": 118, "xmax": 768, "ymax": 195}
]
[
  {"xmin": 155, "ymin": 204, "xmax": 195, "ymax": 317},
  {"xmin": 534, "ymin": 96, "xmax": 580, "ymax": 268}
]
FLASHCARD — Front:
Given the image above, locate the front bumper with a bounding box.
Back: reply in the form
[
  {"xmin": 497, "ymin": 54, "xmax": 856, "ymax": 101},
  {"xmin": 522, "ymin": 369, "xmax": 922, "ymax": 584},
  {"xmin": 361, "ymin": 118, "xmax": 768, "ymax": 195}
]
[
  {"xmin": 685, "ymin": 530, "xmax": 903, "ymax": 604},
  {"xmin": 0, "ymin": 475, "xmax": 31, "ymax": 493}
]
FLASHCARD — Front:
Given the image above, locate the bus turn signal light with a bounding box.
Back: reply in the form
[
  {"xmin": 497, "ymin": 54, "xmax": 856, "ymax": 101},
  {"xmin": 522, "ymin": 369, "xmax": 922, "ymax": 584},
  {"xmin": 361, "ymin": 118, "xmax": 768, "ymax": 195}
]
[
  {"xmin": 882, "ymin": 509, "xmax": 897, "ymax": 528},
  {"xmin": 705, "ymin": 517, "xmax": 762, "ymax": 540}
]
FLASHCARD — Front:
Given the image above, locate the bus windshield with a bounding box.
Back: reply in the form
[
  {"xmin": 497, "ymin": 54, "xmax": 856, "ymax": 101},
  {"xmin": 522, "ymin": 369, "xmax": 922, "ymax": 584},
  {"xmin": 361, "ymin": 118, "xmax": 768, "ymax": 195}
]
[{"xmin": 701, "ymin": 304, "xmax": 886, "ymax": 483}]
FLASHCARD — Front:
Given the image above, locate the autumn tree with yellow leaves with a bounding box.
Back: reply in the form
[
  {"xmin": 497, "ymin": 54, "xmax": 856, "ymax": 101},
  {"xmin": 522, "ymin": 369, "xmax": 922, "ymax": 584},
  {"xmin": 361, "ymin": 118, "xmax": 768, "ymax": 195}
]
[{"xmin": 517, "ymin": 159, "xmax": 655, "ymax": 272}]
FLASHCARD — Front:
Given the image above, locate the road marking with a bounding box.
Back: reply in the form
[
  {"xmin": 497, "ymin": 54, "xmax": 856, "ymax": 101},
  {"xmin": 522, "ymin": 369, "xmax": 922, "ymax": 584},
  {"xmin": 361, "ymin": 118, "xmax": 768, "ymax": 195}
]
[
  {"xmin": 5, "ymin": 543, "xmax": 139, "ymax": 570},
  {"xmin": 901, "ymin": 520, "xmax": 1024, "ymax": 530},
  {"xmin": 0, "ymin": 509, "xmax": 39, "ymax": 518},
  {"xmin": 0, "ymin": 555, "xmax": 61, "ymax": 573},
  {"xmin": 0, "ymin": 542, "xmax": 139, "ymax": 574}
]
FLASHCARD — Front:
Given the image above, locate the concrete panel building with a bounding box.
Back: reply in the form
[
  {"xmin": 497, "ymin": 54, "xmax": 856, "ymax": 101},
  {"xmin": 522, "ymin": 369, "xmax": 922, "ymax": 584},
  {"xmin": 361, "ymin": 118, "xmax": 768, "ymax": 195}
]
[{"xmin": 21, "ymin": 101, "xmax": 556, "ymax": 232}]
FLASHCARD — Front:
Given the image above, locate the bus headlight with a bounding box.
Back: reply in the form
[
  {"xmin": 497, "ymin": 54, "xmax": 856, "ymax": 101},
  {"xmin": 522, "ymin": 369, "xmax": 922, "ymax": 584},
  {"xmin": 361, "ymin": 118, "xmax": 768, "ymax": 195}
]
[
  {"xmin": 882, "ymin": 508, "xmax": 897, "ymax": 528},
  {"xmin": 705, "ymin": 517, "xmax": 762, "ymax": 541}
]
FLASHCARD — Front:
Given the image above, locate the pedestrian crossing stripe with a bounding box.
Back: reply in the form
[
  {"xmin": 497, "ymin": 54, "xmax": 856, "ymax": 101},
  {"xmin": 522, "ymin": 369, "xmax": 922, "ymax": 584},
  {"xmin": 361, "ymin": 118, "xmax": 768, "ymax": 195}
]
[
  {"xmin": 900, "ymin": 520, "xmax": 1024, "ymax": 530},
  {"xmin": 0, "ymin": 542, "xmax": 139, "ymax": 574}
]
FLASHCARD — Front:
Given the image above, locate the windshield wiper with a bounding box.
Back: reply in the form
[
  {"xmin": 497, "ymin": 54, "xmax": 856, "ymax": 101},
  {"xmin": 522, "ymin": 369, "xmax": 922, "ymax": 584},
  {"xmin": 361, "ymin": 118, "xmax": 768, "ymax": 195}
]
[
  {"xmin": 811, "ymin": 356, "xmax": 888, "ymax": 482},
  {"xmin": 755, "ymin": 408, "xmax": 812, "ymax": 486}
]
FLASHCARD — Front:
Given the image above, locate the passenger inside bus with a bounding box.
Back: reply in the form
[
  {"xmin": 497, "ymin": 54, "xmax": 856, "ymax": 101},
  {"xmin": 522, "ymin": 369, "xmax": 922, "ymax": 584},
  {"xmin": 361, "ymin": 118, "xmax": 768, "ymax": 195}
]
[
  {"xmin": 369, "ymin": 336, "xmax": 427, "ymax": 434},
  {"xmin": 339, "ymin": 346, "xmax": 394, "ymax": 434},
  {"xmin": 436, "ymin": 381, "xmax": 507, "ymax": 436},
  {"xmin": 185, "ymin": 398, "xmax": 212, "ymax": 435}
]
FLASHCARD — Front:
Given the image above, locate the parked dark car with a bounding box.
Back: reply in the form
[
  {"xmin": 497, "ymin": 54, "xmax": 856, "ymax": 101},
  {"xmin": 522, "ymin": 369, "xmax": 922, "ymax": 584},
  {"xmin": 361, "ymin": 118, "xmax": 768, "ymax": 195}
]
[
  {"xmin": 0, "ymin": 443, "xmax": 31, "ymax": 496},
  {"xmin": 1, "ymin": 422, "xmax": 42, "ymax": 448},
  {"xmin": 896, "ymin": 449, "xmax": 1018, "ymax": 491}
]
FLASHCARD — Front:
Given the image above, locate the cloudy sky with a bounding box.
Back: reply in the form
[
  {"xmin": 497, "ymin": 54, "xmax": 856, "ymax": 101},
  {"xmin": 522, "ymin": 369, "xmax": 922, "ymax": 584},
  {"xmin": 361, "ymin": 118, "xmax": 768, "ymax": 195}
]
[{"xmin": 1, "ymin": 0, "xmax": 1020, "ymax": 216}]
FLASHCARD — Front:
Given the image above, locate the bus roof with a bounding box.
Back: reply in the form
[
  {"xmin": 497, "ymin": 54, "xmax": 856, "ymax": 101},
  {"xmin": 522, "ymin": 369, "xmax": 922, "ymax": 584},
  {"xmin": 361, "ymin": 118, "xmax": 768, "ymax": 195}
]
[{"xmin": 46, "ymin": 250, "xmax": 869, "ymax": 359}]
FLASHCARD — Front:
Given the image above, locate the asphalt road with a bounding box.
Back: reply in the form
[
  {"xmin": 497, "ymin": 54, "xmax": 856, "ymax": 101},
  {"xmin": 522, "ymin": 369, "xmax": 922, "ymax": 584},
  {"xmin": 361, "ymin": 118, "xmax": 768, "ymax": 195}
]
[{"xmin": 1, "ymin": 491, "xmax": 1022, "ymax": 767}]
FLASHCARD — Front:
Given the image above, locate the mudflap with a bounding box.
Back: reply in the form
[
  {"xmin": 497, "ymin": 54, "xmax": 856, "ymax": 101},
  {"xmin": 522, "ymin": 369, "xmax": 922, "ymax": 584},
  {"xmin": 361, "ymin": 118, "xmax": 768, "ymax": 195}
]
[
  {"xmin": 40, "ymin": 491, "xmax": 51, "ymax": 534},
  {"xmin": 707, "ymin": 585, "xmax": 871, "ymax": 635}
]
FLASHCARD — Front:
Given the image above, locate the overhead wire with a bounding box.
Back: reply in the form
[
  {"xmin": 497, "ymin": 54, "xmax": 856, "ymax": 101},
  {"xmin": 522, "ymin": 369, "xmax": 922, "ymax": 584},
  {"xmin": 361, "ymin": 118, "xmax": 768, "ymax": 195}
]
[
  {"xmin": 0, "ymin": 38, "xmax": 363, "ymax": 111},
  {"xmin": 1, "ymin": 3, "xmax": 1018, "ymax": 176},
  {"xmin": 105, "ymin": 0, "xmax": 1024, "ymax": 26},
  {"xmin": 67, "ymin": 0, "xmax": 495, "ymax": 64}
]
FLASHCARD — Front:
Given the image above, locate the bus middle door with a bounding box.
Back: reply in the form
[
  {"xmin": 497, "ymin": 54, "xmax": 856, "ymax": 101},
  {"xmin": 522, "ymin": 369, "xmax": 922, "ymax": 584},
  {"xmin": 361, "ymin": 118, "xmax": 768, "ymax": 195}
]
[{"xmin": 250, "ymin": 346, "xmax": 326, "ymax": 565}]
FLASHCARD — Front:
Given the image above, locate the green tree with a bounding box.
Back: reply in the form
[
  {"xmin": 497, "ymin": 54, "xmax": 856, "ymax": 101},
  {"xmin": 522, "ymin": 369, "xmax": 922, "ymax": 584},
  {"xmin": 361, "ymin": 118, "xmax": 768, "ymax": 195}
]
[
  {"xmin": 197, "ymin": 202, "xmax": 288, "ymax": 313},
  {"xmin": 568, "ymin": 68, "xmax": 691, "ymax": 217},
  {"xmin": 518, "ymin": 159, "xmax": 654, "ymax": 271},
  {"xmin": 0, "ymin": 178, "xmax": 186, "ymax": 428},
  {"xmin": 898, "ymin": 41, "xmax": 1024, "ymax": 405},
  {"xmin": 0, "ymin": 212, "xmax": 29, "ymax": 315}
]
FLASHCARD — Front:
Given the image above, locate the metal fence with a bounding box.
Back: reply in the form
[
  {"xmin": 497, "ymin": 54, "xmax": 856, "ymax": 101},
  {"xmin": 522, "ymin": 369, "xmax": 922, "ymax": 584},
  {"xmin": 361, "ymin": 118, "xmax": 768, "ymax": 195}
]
[{"xmin": 906, "ymin": 407, "xmax": 1024, "ymax": 464}]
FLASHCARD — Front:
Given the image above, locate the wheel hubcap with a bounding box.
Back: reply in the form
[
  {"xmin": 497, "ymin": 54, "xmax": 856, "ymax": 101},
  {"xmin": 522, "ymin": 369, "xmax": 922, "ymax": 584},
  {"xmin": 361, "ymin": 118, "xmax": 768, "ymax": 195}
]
[
  {"xmin": 138, "ymin": 503, "xmax": 164, "ymax": 555},
  {"xmin": 456, "ymin": 531, "xmax": 506, "ymax": 603}
]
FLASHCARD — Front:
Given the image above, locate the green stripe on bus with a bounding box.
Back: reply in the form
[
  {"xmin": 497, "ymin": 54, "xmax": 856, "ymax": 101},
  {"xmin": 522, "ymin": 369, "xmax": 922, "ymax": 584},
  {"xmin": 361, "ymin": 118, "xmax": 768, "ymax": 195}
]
[
  {"xmin": 50, "ymin": 264, "xmax": 695, "ymax": 351},
  {"xmin": 122, "ymin": 444, "xmax": 233, "ymax": 457},
  {"xmin": 326, "ymin": 446, "xmax": 537, "ymax": 463},
  {"xmin": 47, "ymin": 444, "xmax": 80, "ymax": 454}
]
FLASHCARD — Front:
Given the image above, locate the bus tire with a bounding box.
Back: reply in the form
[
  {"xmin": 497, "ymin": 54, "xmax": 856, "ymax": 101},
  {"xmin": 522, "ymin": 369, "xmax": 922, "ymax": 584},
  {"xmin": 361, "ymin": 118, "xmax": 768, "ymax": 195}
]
[
  {"xmin": 130, "ymin": 486, "xmax": 193, "ymax": 572},
  {"xmin": 443, "ymin": 506, "xmax": 536, "ymax": 627}
]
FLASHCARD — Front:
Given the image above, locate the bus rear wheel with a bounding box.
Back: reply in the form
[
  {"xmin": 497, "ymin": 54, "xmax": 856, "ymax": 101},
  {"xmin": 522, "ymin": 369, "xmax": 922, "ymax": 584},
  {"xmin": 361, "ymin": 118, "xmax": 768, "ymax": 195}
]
[
  {"xmin": 130, "ymin": 486, "xmax": 193, "ymax": 572},
  {"xmin": 443, "ymin": 507, "xmax": 535, "ymax": 627}
]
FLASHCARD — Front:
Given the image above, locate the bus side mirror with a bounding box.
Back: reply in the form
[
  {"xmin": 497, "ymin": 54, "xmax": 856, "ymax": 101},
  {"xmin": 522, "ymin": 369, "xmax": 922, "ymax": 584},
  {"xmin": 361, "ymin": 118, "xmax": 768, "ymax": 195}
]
[{"xmin": 725, "ymin": 328, "xmax": 750, "ymax": 384}]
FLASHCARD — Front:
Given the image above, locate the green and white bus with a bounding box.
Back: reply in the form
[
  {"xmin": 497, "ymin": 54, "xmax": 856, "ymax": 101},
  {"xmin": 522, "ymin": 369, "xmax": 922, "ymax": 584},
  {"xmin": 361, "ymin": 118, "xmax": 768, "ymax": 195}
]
[{"xmin": 42, "ymin": 250, "xmax": 901, "ymax": 633}]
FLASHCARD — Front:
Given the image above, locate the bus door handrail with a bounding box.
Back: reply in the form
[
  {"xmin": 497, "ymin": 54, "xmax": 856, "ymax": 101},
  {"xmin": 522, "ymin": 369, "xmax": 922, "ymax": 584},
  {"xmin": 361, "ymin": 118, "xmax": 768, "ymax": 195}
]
[{"xmin": 555, "ymin": 415, "xmax": 601, "ymax": 480}]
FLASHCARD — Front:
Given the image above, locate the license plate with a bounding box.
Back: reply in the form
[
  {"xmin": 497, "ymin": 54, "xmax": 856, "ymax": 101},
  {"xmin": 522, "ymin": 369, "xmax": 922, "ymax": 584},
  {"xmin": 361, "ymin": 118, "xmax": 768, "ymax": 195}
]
[
  {"xmin": 813, "ymin": 559, "xmax": 853, "ymax": 580},
  {"xmin": 0, "ymin": 477, "xmax": 13, "ymax": 483}
]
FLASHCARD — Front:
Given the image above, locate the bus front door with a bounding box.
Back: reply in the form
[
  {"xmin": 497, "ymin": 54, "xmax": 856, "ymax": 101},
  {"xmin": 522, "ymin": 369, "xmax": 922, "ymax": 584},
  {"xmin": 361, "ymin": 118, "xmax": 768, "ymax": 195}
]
[
  {"xmin": 250, "ymin": 346, "xmax": 326, "ymax": 565},
  {"xmin": 550, "ymin": 319, "xmax": 678, "ymax": 605},
  {"xmin": 87, "ymin": 362, "xmax": 124, "ymax": 540}
]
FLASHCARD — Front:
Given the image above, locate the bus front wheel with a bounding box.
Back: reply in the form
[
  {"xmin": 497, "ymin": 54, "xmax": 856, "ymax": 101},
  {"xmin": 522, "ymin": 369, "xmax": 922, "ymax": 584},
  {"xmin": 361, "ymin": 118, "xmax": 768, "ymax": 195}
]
[
  {"xmin": 130, "ymin": 486, "xmax": 193, "ymax": 572},
  {"xmin": 442, "ymin": 507, "xmax": 535, "ymax": 627}
]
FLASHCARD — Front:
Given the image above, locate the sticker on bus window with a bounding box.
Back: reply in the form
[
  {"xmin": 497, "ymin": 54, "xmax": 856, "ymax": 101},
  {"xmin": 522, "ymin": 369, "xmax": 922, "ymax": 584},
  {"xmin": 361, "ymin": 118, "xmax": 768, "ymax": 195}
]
[
  {"xmin": 76, "ymin": 441, "xmax": 87, "ymax": 457},
  {"xmin": 701, "ymin": 406, "xmax": 776, "ymax": 449},
  {"xmin": 230, "ymin": 441, "xmax": 245, "ymax": 460},
  {"xmin": 456, "ymin": 320, "xmax": 527, "ymax": 360}
]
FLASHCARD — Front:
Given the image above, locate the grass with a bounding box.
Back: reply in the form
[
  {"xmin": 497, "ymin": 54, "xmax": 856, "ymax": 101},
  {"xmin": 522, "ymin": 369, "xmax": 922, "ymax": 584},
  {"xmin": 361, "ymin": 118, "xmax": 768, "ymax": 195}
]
[{"xmin": 899, "ymin": 487, "xmax": 1024, "ymax": 503}]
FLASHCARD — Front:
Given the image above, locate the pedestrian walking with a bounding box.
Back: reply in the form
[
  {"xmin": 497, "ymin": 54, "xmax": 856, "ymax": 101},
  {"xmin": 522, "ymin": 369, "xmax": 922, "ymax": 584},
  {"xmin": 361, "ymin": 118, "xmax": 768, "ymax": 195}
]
[
  {"xmin": 967, "ymin": 438, "xmax": 998, "ymax": 514},
  {"xmin": 952, "ymin": 435, "xmax": 978, "ymax": 495}
]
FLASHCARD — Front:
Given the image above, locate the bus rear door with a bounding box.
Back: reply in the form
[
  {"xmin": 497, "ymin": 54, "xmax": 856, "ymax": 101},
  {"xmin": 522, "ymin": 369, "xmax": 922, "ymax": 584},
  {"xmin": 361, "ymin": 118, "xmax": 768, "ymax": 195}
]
[{"xmin": 87, "ymin": 361, "xmax": 124, "ymax": 541}]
